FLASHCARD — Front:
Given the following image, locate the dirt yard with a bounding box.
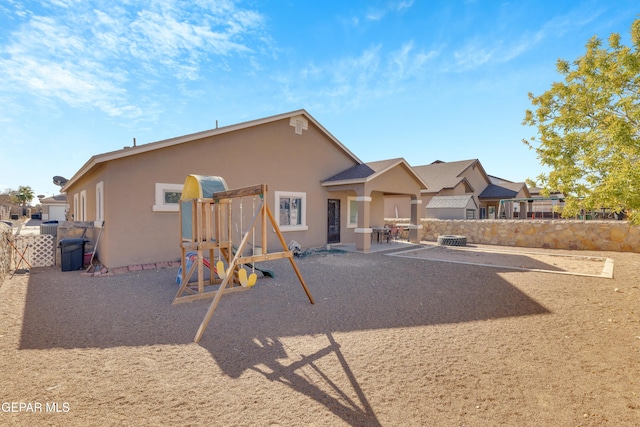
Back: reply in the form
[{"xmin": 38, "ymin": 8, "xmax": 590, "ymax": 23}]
[{"xmin": 1, "ymin": 244, "xmax": 639, "ymax": 426}]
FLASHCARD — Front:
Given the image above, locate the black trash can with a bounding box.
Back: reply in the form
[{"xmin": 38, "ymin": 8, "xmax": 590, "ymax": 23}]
[{"xmin": 59, "ymin": 238, "xmax": 87, "ymax": 271}]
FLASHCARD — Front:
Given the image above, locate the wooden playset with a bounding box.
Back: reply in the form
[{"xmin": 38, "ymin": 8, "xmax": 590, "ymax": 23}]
[{"xmin": 174, "ymin": 175, "xmax": 314, "ymax": 342}]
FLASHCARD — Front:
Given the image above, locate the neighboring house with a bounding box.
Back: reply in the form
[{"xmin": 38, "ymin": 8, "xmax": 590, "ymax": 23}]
[
  {"xmin": 480, "ymin": 176, "xmax": 531, "ymax": 219},
  {"xmin": 61, "ymin": 110, "xmax": 425, "ymax": 268},
  {"xmin": 385, "ymin": 159, "xmax": 531, "ymax": 220},
  {"xmin": 424, "ymin": 195, "xmax": 478, "ymax": 220},
  {"xmin": 386, "ymin": 159, "xmax": 491, "ymax": 220},
  {"xmin": 39, "ymin": 194, "xmax": 68, "ymax": 221},
  {"xmin": 415, "ymin": 159, "xmax": 491, "ymax": 219}
]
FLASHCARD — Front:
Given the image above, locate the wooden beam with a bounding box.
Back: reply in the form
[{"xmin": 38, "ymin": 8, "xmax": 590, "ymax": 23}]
[
  {"xmin": 174, "ymin": 255, "xmax": 199, "ymax": 301},
  {"xmin": 235, "ymin": 251, "xmax": 292, "ymax": 264},
  {"xmin": 212, "ymin": 184, "xmax": 267, "ymax": 201},
  {"xmin": 172, "ymin": 285, "xmax": 249, "ymax": 305},
  {"xmin": 261, "ymin": 192, "xmax": 268, "ymax": 254}
]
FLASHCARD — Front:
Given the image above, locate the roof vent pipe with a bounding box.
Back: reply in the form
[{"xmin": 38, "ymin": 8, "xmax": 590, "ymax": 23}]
[{"xmin": 133, "ymin": 138, "xmax": 137, "ymax": 147}]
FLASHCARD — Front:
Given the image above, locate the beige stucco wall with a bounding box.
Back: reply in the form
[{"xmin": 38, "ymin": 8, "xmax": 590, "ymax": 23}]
[
  {"xmin": 464, "ymin": 164, "xmax": 490, "ymax": 195},
  {"xmin": 369, "ymin": 192, "xmax": 387, "ymax": 227},
  {"xmin": 418, "ymin": 219, "xmax": 640, "ymax": 252},
  {"xmin": 384, "ymin": 195, "xmax": 411, "ymax": 218},
  {"xmin": 65, "ymin": 118, "xmax": 359, "ymax": 268},
  {"xmin": 365, "ymin": 164, "xmax": 422, "ymax": 226}
]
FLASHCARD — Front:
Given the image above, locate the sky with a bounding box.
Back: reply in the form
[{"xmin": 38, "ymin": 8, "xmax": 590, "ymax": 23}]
[{"xmin": 1, "ymin": 0, "xmax": 638, "ymax": 201}]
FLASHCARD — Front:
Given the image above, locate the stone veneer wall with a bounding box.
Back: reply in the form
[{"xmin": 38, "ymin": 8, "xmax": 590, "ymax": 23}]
[
  {"xmin": 415, "ymin": 219, "xmax": 640, "ymax": 252},
  {"xmin": 55, "ymin": 221, "xmax": 101, "ymax": 266},
  {"xmin": 55, "ymin": 222, "xmax": 182, "ymax": 273},
  {"xmin": 0, "ymin": 223, "xmax": 12, "ymax": 284}
]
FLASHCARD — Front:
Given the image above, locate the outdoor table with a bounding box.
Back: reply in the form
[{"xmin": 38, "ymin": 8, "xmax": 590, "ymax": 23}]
[{"xmin": 372, "ymin": 227, "xmax": 391, "ymax": 243}]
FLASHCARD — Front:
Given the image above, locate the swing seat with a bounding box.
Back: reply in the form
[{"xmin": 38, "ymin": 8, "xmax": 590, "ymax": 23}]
[
  {"xmin": 238, "ymin": 268, "xmax": 257, "ymax": 287},
  {"xmin": 216, "ymin": 260, "xmax": 227, "ymax": 279}
]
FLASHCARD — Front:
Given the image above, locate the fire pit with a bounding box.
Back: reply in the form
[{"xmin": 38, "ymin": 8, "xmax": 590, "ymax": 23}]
[{"xmin": 437, "ymin": 235, "xmax": 467, "ymax": 246}]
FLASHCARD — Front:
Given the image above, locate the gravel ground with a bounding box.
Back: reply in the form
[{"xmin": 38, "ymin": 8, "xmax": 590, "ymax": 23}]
[{"xmin": 1, "ymin": 245, "xmax": 639, "ymax": 426}]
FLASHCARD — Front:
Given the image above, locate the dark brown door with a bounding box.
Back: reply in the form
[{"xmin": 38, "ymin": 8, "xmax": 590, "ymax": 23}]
[{"xmin": 327, "ymin": 199, "xmax": 340, "ymax": 244}]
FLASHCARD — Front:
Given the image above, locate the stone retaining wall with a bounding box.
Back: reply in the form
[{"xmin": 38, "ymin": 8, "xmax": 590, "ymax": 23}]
[
  {"xmin": 417, "ymin": 219, "xmax": 640, "ymax": 252},
  {"xmin": 0, "ymin": 223, "xmax": 11, "ymax": 284}
]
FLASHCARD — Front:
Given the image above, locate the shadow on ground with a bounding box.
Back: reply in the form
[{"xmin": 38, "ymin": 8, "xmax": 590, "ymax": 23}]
[
  {"xmin": 19, "ymin": 250, "xmax": 549, "ymax": 352},
  {"xmin": 17, "ymin": 250, "xmax": 550, "ymax": 426}
]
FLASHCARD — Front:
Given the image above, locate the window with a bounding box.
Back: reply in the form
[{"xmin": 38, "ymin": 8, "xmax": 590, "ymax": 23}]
[
  {"xmin": 275, "ymin": 191, "xmax": 307, "ymax": 231},
  {"xmin": 73, "ymin": 193, "xmax": 79, "ymax": 220},
  {"xmin": 95, "ymin": 181, "xmax": 104, "ymax": 226},
  {"xmin": 466, "ymin": 209, "xmax": 476, "ymax": 220},
  {"xmin": 80, "ymin": 190, "xmax": 87, "ymax": 221},
  {"xmin": 347, "ymin": 197, "xmax": 358, "ymax": 228},
  {"xmin": 153, "ymin": 183, "xmax": 183, "ymax": 212}
]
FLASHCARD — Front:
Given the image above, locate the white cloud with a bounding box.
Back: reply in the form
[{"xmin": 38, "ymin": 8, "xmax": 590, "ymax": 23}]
[
  {"xmin": 365, "ymin": 0, "xmax": 414, "ymax": 22},
  {"xmin": 453, "ymin": 40, "xmax": 497, "ymax": 70},
  {"xmin": 389, "ymin": 41, "xmax": 439, "ymax": 80},
  {"xmin": 278, "ymin": 41, "xmax": 437, "ymax": 112},
  {"xmin": 449, "ymin": 5, "xmax": 605, "ymax": 72},
  {"xmin": 0, "ymin": 0, "xmax": 267, "ymax": 118}
]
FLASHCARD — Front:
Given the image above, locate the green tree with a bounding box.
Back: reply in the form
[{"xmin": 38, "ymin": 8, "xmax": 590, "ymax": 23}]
[
  {"xmin": 12, "ymin": 186, "xmax": 35, "ymax": 209},
  {"xmin": 523, "ymin": 19, "xmax": 640, "ymax": 223}
]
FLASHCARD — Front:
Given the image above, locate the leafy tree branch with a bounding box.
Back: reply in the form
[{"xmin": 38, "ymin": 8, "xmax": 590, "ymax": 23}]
[{"xmin": 523, "ymin": 19, "xmax": 640, "ymax": 223}]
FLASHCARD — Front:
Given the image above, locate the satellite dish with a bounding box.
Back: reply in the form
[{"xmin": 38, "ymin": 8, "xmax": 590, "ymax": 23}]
[{"xmin": 53, "ymin": 176, "xmax": 68, "ymax": 187}]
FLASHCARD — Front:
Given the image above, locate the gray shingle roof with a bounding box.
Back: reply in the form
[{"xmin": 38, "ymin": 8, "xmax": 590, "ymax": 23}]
[
  {"xmin": 413, "ymin": 159, "xmax": 479, "ymax": 193},
  {"xmin": 479, "ymin": 182, "xmax": 525, "ymax": 199},
  {"xmin": 323, "ymin": 158, "xmax": 428, "ymax": 189},
  {"xmin": 323, "ymin": 163, "xmax": 376, "ymax": 182},
  {"xmin": 426, "ymin": 195, "xmax": 476, "ymax": 209},
  {"xmin": 39, "ymin": 194, "xmax": 67, "ymax": 203}
]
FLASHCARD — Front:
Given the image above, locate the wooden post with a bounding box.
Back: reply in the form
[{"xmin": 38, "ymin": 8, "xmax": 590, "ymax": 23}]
[
  {"xmin": 194, "ymin": 201, "xmax": 262, "ymax": 343},
  {"xmin": 175, "ymin": 183, "xmax": 314, "ymax": 343},
  {"xmin": 265, "ymin": 202, "xmax": 315, "ymax": 305}
]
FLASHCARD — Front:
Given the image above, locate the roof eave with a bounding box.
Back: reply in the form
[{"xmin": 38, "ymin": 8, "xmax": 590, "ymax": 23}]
[
  {"xmin": 321, "ymin": 178, "xmax": 368, "ymax": 187},
  {"xmin": 62, "ymin": 109, "xmax": 363, "ymax": 191}
]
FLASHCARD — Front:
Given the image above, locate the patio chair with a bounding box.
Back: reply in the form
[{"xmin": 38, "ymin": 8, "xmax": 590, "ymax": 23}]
[{"xmin": 387, "ymin": 225, "xmax": 400, "ymax": 244}]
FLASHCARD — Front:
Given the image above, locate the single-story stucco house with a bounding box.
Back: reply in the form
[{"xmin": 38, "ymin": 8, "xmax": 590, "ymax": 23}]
[
  {"xmin": 38, "ymin": 194, "xmax": 68, "ymax": 222},
  {"xmin": 61, "ymin": 110, "xmax": 426, "ymax": 269}
]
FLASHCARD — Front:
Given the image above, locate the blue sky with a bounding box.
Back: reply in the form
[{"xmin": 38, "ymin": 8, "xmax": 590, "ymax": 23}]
[{"xmin": 1, "ymin": 0, "xmax": 638, "ymax": 199}]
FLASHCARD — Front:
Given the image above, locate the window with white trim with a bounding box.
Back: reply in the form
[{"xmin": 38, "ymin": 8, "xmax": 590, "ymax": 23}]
[
  {"xmin": 347, "ymin": 196, "xmax": 358, "ymax": 228},
  {"xmin": 95, "ymin": 181, "xmax": 104, "ymax": 225},
  {"xmin": 73, "ymin": 193, "xmax": 79, "ymax": 220},
  {"xmin": 80, "ymin": 190, "xmax": 87, "ymax": 221},
  {"xmin": 153, "ymin": 183, "xmax": 183, "ymax": 212},
  {"xmin": 275, "ymin": 191, "xmax": 308, "ymax": 231}
]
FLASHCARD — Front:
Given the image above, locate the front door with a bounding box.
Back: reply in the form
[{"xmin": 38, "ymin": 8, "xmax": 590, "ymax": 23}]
[{"xmin": 327, "ymin": 199, "xmax": 340, "ymax": 244}]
